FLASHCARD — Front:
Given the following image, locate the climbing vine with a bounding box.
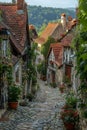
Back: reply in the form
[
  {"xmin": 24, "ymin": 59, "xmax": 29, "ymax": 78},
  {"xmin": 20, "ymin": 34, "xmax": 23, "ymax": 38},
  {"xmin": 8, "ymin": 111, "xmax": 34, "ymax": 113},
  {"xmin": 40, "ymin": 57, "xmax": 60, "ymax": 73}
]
[
  {"xmin": 0, "ymin": 39, "xmax": 13, "ymax": 86},
  {"xmin": 73, "ymin": 0, "xmax": 87, "ymax": 117}
]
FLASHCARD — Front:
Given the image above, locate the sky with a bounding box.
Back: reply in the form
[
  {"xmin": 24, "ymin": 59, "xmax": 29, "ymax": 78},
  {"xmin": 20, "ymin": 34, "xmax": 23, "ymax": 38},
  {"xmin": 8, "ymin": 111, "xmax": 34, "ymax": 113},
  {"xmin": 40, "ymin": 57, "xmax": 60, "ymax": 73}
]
[{"xmin": 0, "ymin": 0, "xmax": 78, "ymax": 8}]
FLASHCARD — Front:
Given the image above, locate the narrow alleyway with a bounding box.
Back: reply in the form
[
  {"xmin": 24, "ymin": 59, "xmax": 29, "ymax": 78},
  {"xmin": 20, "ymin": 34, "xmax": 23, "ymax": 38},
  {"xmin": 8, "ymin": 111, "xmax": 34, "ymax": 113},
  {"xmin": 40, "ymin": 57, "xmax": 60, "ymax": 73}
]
[{"xmin": 0, "ymin": 79, "xmax": 65, "ymax": 130}]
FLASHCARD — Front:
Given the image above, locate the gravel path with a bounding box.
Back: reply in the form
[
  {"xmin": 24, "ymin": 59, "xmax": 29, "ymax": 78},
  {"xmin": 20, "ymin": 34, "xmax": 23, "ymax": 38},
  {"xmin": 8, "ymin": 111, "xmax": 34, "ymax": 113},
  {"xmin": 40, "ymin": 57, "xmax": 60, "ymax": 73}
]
[{"xmin": 0, "ymin": 79, "xmax": 65, "ymax": 130}]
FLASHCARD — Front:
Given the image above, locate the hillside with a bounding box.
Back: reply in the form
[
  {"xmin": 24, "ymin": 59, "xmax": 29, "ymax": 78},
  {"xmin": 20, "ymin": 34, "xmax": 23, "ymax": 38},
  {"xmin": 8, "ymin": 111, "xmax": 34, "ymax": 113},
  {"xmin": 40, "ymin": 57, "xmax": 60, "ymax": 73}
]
[{"xmin": 27, "ymin": 6, "xmax": 76, "ymax": 31}]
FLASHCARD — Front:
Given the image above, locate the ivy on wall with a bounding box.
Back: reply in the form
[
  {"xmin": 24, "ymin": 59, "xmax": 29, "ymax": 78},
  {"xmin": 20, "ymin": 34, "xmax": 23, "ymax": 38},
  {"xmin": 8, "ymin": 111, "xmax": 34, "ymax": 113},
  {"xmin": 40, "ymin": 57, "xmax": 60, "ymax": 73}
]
[{"xmin": 73, "ymin": 0, "xmax": 87, "ymax": 117}]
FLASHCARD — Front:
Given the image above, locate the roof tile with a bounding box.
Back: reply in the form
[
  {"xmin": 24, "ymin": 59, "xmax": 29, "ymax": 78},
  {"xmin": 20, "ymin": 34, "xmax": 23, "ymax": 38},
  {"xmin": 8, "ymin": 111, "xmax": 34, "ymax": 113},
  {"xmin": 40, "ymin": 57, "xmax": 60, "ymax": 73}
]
[
  {"xmin": 48, "ymin": 43, "xmax": 63, "ymax": 67},
  {"xmin": 0, "ymin": 3, "xmax": 27, "ymax": 53}
]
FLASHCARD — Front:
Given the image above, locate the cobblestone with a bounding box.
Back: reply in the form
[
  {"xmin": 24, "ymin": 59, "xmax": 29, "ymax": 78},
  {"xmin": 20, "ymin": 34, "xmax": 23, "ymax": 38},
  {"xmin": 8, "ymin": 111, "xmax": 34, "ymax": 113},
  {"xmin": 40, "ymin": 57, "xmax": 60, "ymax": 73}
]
[{"xmin": 0, "ymin": 79, "xmax": 65, "ymax": 130}]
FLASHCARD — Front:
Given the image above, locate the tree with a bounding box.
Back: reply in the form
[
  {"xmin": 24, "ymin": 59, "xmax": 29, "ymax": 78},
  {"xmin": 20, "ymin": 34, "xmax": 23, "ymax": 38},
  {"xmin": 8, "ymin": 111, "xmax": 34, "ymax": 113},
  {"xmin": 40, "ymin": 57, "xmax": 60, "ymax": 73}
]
[
  {"xmin": 73, "ymin": 0, "xmax": 87, "ymax": 114},
  {"xmin": 78, "ymin": 0, "xmax": 87, "ymax": 31},
  {"xmin": 75, "ymin": 0, "xmax": 87, "ymax": 80}
]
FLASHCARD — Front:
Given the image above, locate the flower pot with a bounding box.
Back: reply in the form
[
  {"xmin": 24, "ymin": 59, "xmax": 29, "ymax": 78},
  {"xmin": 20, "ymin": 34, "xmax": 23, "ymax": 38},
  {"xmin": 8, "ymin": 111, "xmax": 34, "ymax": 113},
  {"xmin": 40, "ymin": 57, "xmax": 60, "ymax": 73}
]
[
  {"xmin": 64, "ymin": 123, "xmax": 75, "ymax": 130},
  {"xmin": 8, "ymin": 102, "xmax": 18, "ymax": 109}
]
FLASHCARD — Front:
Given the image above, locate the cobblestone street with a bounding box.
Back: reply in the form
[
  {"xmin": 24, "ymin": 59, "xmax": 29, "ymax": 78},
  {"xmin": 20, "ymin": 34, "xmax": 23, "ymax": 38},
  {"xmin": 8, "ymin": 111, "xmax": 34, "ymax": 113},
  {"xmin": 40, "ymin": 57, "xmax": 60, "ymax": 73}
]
[{"xmin": 0, "ymin": 79, "xmax": 65, "ymax": 130}]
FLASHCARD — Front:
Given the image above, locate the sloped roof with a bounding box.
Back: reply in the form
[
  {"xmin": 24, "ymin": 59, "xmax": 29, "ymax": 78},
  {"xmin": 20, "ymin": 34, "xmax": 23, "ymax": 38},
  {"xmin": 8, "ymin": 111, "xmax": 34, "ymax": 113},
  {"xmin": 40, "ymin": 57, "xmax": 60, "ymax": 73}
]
[
  {"xmin": 0, "ymin": 3, "xmax": 27, "ymax": 53},
  {"xmin": 0, "ymin": 22, "xmax": 5, "ymax": 30},
  {"xmin": 40, "ymin": 23, "xmax": 59, "ymax": 39},
  {"xmin": 34, "ymin": 37, "xmax": 45, "ymax": 44},
  {"xmin": 48, "ymin": 43, "xmax": 63, "ymax": 67},
  {"xmin": 61, "ymin": 32, "xmax": 74, "ymax": 47},
  {"xmin": 35, "ymin": 16, "xmax": 77, "ymax": 45},
  {"xmin": 67, "ymin": 19, "xmax": 77, "ymax": 30},
  {"xmin": 35, "ymin": 23, "xmax": 59, "ymax": 45}
]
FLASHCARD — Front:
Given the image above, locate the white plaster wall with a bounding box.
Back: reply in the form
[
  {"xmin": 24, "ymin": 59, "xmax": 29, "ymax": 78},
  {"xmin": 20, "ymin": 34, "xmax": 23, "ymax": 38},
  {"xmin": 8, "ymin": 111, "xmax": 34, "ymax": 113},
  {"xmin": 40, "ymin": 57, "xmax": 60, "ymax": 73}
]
[{"xmin": 55, "ymin": 67, "xmax": 63, "ymax": 85}]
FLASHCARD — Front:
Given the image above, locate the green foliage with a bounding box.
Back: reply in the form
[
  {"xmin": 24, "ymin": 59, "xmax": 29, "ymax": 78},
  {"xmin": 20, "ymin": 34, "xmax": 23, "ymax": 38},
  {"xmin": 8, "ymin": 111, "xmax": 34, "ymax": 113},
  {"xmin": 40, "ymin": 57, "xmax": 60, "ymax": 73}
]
[
  {"xmin": 37, "ymin": 60, "xmax": 47, "ymax": 76},
  {"xmin": 32, "ymin": 76, "xmax": 37, "ymax": 85},
  {"xmin": 27, "ymin": 63, "xmax": 37, "ymax": 80},
  {"xmin": 78, "ymin": 0, "xmax": 87, "ymax": 31},
  {"xmin": 65, "ymin": 91, "xmax": 78, "ymax": 108},
  {"xmin": 74, "ymin": 0, "xmax": 87, "ymax": 81},
  {"xmin": 27, "ymin": 43, "xmax": 37, "ymax": 81},
  {"xmin": 0, "ymin": 57, "xmax": 13, "ymax": 85},
  {"xmin": 8, "ymin": 84, "xmax": 21, "ymax": 102},
  {"xmin": 28, "ymin": 6, "xmax": 76, "ymax": 32},
  {"xmin": 41, "ymin": 37, "xmax": 55, "ymax": 58},
  {"xmin": 61, "ymin": 109, "xmax": 78, "ymax": 124},
  {"xmin": 28, "ymin": 43, "xmax": 37, "ymax": 61},
  {"xmin": 6, "ymin": 64, "xmax": 13, "ymax": 85},
  {"xmin": 72, "ymin": 0, "xmax": 87, "ymax": 118}
]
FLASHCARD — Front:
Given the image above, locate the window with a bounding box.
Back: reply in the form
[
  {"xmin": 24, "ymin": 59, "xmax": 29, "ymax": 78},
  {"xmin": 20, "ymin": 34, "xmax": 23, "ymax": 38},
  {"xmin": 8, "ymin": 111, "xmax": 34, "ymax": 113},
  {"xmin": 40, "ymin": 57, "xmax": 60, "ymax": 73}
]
[{"xmin": 2, "ymin": 40, "xmax": 8, "ymax": 57}]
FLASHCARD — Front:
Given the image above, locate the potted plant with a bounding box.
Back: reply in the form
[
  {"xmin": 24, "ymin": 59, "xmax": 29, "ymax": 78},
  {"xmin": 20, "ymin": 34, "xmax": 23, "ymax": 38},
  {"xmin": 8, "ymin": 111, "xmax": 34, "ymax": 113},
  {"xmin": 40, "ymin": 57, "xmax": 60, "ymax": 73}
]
[
  {"xmin": 60, "ymin": 109, "xmax": 79, "ymax": 130},
  {"xmin": 8, "ymin": 84, "xmax": 21, "ymax": 109},
  {"xmin": 65, "ymin": 91, "xmax": 78, "ymax": 108}
]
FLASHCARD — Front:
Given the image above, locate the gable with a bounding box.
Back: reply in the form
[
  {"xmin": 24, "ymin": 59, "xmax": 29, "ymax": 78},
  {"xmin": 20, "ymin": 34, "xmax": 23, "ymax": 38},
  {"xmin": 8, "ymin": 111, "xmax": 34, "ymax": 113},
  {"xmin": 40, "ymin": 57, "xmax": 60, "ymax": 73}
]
[
  {"xmin": 48, "ymin": 43, "xmax": 63, "ymax": 67},
  {"xmin": 48, "ymin": 49, "xmax": 55, "ymax": 61},
  {"xmin": 52, "ymin": 24, "xmax": 64, "ymax": 40}
]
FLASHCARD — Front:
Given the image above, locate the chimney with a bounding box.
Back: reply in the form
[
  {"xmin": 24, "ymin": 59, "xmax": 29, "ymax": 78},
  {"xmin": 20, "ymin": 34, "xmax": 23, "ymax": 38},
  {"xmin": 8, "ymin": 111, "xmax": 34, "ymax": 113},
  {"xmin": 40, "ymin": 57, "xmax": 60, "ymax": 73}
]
[
  {"xmin": 17, "ymin": 0, "xmax": 25, "ymax": 10},
  {"xmin": 61, "ymin": 13, "xmax": 66, "ymax": 30},
  {"xmin": 68, "ymin": 16, "xmax": 72, "ymax": 21}
]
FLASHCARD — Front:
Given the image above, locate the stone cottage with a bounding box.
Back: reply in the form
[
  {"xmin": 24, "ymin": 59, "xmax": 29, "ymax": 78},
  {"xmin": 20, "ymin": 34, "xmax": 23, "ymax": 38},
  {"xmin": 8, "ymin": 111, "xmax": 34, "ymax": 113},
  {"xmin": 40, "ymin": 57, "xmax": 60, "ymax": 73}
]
[
  {"xmin": 0, "ymin": 23, "xmax": 11, "ymax": 117},
  {"xmin": 0, "ymin": 0, "xmax": 31, "ymax": 116},
  {"xmin": 47, "ymin": 17, "xmax": 77, "ymax": 87}
]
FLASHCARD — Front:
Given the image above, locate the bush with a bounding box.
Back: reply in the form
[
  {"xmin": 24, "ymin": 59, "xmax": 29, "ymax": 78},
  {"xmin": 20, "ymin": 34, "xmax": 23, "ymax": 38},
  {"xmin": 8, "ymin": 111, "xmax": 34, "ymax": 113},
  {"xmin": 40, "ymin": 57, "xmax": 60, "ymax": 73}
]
[
  {"xmin": 37, "ymin": 61, "xmax": 47, "ymax": 76},
  {"xmin": 65, "ymin": 91, "xmax": 78, "ymax": 108}
]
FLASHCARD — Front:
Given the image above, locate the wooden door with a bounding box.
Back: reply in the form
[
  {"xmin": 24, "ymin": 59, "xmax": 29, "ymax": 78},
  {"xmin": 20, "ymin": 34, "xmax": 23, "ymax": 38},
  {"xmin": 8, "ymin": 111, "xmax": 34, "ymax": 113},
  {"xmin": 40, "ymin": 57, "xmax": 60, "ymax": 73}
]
[
  {"xmin": 65, "ymin": 65, "xmax": 71, "ymax": 80},
  {"xmin": 51, "ymin": 71, "xmax": 55, "ymax": 83}
]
